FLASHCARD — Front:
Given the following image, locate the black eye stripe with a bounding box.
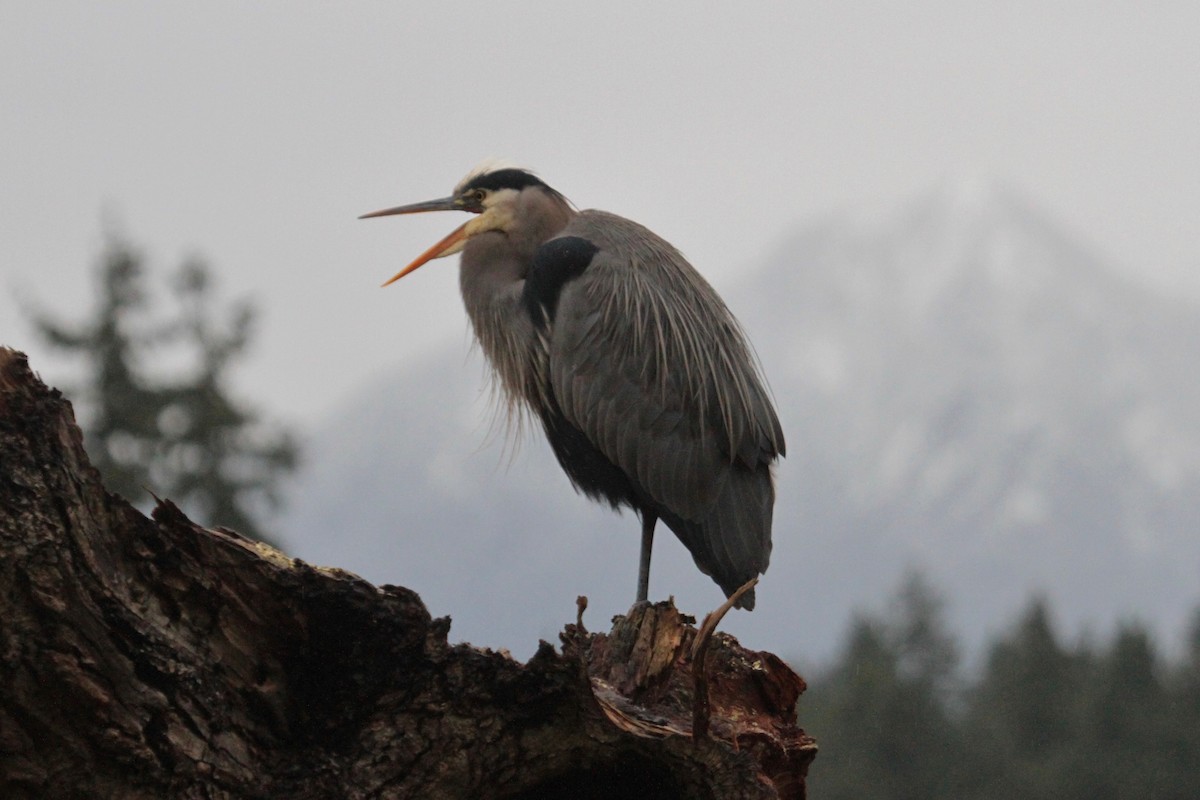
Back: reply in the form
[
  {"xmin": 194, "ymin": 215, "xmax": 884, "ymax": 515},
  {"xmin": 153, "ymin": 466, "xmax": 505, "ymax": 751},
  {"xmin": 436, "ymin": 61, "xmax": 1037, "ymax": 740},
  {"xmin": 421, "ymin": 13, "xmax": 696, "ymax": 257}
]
[{"xmin": 460, "ymin": 169, "xmax": 548, "ymax": 194}]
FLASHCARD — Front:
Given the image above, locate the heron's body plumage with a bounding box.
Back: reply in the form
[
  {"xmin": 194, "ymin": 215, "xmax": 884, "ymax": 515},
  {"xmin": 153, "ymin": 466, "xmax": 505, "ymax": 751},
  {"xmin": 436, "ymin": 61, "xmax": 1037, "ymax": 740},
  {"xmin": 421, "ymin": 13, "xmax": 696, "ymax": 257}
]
[{"xmin": 459, "ymin": 198, "xmax": 783, "ymax": 609}]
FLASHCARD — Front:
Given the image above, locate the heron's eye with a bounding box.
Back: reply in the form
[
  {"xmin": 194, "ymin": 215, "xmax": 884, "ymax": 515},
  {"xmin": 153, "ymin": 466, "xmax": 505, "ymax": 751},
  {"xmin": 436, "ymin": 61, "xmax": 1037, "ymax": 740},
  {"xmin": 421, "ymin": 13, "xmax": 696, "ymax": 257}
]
[{"xmin": 471, "ymin": 189, "xmax": 487, "ymax": 204}]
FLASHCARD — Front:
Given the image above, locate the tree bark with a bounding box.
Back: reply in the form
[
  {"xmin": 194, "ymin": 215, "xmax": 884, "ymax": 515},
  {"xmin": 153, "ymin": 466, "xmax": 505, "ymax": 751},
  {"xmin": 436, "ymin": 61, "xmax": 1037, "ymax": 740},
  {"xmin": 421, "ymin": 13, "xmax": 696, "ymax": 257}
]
[{"xmin": 0, "ymin": 347, "xmax": 816, "ymax": 799}]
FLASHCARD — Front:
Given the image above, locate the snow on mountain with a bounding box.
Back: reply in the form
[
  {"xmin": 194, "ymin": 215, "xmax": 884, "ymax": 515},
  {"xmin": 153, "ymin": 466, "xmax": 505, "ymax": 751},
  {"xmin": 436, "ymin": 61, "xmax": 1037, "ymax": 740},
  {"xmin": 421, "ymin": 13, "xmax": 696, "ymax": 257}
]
[{"xmin": 281, "ymin": 179, "xmax": 1200, "ymax": 664}]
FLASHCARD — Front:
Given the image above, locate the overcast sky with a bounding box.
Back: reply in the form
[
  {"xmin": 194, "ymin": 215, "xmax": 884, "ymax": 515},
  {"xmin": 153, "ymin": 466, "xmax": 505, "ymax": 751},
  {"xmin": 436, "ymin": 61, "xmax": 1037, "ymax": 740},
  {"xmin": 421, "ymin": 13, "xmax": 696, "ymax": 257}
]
[{"xmin": 3, "ymin": 2, "xmax": 1197, "ymax": 429}]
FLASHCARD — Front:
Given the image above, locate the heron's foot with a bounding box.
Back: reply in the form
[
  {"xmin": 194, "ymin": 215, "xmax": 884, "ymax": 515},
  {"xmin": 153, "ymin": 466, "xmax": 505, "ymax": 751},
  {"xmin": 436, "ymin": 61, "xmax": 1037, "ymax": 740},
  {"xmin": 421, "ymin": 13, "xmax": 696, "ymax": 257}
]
[{"xmin": 628, "ymin": 598, "xmax": 653, "ymax": 614}]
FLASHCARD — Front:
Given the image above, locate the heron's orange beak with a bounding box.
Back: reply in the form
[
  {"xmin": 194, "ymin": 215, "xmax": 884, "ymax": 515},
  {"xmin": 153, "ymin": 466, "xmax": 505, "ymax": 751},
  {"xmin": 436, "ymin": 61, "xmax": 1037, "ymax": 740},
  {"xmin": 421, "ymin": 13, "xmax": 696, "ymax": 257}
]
[{"xmin": 358, "ymin": 196, "xmax": 467, "ymax": 286}]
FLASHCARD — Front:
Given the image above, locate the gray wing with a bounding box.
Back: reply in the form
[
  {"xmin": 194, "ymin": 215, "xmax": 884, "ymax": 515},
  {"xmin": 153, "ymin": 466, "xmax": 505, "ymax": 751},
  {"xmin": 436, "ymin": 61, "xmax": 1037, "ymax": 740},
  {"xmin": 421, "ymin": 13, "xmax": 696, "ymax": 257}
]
[{"xmin": 547, "ymin": 211, "xmax": 784, "ymax": 603}]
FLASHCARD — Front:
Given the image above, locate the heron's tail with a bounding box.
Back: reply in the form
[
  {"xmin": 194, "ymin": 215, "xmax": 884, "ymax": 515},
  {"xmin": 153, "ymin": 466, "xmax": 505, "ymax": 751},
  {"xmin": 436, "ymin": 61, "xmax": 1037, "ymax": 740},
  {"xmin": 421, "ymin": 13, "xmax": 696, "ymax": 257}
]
[{"xmin": 661, "ymin": 464, "xmax": 774, "ymax": 611}]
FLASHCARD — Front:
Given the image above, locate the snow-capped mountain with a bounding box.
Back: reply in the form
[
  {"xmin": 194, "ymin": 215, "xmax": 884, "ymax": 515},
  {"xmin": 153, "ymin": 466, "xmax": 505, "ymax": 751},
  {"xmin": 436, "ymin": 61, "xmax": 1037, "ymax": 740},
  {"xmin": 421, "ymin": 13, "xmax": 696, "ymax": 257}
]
[
  {"xmin": 752, "ymin": 178, "xmax": 1200, "ymax": 656},
  {"xmin": 281, "ymin": 179, "xmax": 1200, "ymax": 663}
]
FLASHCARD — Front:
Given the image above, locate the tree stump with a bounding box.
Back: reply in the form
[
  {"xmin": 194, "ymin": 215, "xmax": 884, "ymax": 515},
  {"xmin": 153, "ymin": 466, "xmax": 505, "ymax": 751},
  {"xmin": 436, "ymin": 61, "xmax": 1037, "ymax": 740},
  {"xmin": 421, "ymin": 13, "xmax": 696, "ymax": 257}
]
[{"xmin": 0, "ymin": 347, "xmax": 816, "ymax": 799}]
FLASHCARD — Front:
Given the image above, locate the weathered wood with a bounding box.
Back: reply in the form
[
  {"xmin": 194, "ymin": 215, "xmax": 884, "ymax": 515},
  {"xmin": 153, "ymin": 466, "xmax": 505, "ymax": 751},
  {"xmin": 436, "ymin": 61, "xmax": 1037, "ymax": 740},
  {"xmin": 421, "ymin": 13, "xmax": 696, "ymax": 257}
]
[{"xmin": 0, "ymin": 347, "xmax": 815, "ymax": 799}]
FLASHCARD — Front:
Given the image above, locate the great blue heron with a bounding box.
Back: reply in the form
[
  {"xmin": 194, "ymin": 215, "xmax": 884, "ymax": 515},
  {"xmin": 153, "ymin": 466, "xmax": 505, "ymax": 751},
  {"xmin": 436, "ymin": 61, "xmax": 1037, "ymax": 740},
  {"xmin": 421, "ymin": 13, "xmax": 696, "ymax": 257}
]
[{"xmin": 360, "ymin": 162, "xmax": 784, "ymax": 610}]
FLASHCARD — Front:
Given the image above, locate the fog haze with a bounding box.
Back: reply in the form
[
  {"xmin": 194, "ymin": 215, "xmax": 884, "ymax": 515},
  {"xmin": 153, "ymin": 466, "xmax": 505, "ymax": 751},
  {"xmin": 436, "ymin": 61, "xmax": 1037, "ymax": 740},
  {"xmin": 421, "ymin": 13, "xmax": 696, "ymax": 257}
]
[{"xmin": 3, "ymin": 3, "xmax": 1197, "ymax": 423}]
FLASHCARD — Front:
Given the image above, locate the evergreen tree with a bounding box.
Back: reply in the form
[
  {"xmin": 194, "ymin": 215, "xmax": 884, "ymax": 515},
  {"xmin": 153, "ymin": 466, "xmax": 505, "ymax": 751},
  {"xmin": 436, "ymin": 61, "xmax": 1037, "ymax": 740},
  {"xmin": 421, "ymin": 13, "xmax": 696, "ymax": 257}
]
[
  {"xmin": 804, "ymin": 572, "xmax": 966, "ymax": 800},
  {"xmin": 1071, "ymin": 624, "xmax": 1180, "ymax": 800},
  {"xmin": 32, "ymin": 237, "xmax": 169, "ymax": 500},
  {"xmin": 962, "ymin": 599, "xmax": 1085, "ymax": 799},
  {"xmin": 889, "ymin": 572, "xmax": 960, "ymax": 703},
  {"xmin": 149, "ymin": 259, "xmax": 298, "ymax": 536},
  {"xmin": 31, "ymin": 233, "xmax": 297, "ymax": 543},
  {"xmin": 803, "ymin": 615, "xmax": 900, "ymax": 800},
  {"xmin": 1166, "ymin": 608, "xmax": 1200, "ymax": 796}
]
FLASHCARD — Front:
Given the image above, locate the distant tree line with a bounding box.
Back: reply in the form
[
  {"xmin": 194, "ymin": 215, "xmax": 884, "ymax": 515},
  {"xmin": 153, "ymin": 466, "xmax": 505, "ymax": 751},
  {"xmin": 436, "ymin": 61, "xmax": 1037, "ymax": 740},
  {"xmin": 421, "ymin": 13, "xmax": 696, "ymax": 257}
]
[
  {"xmin": 802, "ymin": 573, "xmax": 1200, "ymax": 800},
  {"xmin": 30, "ymin": 232, "xmax": 298, "ymax": 545}
]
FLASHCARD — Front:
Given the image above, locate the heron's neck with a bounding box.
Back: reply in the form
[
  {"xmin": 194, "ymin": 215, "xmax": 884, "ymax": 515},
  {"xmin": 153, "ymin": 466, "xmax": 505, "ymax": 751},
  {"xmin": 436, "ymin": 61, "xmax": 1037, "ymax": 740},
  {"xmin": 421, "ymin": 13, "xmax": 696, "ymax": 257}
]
[
  {"xmin": 460, "ymin": 193, "xmax": 574, "ymax": 287},
  {"xmin": 457, "ymin": 192, "xmax": 573, "ymax": 418},
  {"xmin": 512, "ymin": 190, "xmax": 575, "ymax": 267}
]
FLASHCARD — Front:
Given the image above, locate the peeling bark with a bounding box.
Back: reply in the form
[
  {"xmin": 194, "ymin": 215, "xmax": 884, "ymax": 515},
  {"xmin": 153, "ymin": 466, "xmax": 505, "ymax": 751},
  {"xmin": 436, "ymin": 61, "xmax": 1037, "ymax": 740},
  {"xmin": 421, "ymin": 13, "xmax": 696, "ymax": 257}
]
[{"xmin": 0, "ymin": 347, "xmax": 815, "ymax": 799}]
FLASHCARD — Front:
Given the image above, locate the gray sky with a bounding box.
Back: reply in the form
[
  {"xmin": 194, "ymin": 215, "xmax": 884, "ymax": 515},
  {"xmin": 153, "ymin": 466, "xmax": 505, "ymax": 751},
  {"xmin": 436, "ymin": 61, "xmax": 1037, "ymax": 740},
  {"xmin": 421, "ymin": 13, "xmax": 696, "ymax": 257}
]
[{"xmin": 3, "ymin": 1, "xmax": 1197, "ymax": 429}]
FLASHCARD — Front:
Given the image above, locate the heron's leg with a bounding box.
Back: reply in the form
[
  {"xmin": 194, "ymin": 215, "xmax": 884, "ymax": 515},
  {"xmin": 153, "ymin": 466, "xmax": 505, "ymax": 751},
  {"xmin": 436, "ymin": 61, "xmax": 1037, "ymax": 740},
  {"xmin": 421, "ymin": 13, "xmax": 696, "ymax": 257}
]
[{"xmin": 637, "ymin": 511, "xmax": 657, "ymax": 603}]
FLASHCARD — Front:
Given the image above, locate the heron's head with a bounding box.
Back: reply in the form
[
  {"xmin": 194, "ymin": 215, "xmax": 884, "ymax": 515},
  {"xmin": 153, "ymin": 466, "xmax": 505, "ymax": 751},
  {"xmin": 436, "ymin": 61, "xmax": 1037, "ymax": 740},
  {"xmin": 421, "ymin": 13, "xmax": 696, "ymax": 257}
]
[{"xmin": 360, "ymin": 161, "xmax": 567, "ymax": 286}]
